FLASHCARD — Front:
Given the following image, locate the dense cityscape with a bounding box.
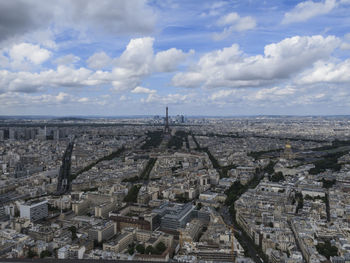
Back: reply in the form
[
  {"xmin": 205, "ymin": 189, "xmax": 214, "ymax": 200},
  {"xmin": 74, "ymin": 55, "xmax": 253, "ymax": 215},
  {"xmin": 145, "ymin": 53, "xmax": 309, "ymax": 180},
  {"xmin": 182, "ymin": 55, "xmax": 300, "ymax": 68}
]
[
  {"xmin": 0, "ymin": 111, "xmax": 350, "ymax": 262},
  {"xmin": 2, "ymin": 0, "xmax": 350, "ymax": 262}
]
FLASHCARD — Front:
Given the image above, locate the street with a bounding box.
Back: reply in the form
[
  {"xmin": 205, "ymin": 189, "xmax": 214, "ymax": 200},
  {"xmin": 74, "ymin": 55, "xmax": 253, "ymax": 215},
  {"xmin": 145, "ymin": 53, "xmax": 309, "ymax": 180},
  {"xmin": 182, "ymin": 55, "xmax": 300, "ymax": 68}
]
[{"xmin": 220, "ymin": 206, "xmax": 264, "ymax": 263}]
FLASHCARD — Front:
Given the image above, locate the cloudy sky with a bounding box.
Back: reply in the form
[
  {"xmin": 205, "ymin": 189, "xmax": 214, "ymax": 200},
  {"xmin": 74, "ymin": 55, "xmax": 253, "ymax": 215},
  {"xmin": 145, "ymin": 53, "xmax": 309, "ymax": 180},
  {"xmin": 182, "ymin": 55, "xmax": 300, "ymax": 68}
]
[{"xmin": 0, "ymin": 0, "xmax": 350, "ymax": 116}]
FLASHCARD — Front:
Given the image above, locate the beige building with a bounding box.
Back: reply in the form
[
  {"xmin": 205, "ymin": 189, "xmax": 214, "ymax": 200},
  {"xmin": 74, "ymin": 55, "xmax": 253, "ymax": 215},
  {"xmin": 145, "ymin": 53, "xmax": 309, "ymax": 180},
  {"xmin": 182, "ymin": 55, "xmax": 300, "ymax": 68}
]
[
  {"xmin": 180, "ymin": 219, "xmax": 203, "ymax": 242},
  {"xmin": 72, "ymin": 199, "xmax": 90, "ymax": 215},
  {"xmin": 95, "ymin": 201, "xmax": 116, "ymax": 219},
  {"xmin": 103, "ymin": 230, "xmax": 134, "ymax": 253},
  {"xmin": 88, "ymin": 221, "xmax": 117, "ymax": 243}
]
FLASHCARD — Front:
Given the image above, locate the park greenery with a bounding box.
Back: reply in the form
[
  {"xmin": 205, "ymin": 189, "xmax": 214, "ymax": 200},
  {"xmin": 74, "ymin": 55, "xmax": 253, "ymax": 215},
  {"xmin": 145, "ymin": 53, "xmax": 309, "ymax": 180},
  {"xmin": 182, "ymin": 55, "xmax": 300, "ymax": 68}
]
[
  {"xmin": 123, "ymin": 184, "xmax": 142, "ymax": 203},
  {"xmin": 191, "ymin": 134, "xmax": 239, "ymax": 178},
  {"xmin": 121, "ymin": 158, "xmax": 157, "ymax": 183},
  {"xmin": 304, "ymin": 194, "xmax": 326, "ymax": 203},
  {"xmin": 225, "ymin": 181, "xmax": 247, "ymax": 206},
  {"xmin": 247, "ymin": 149, "xmax": 282, "ymax": 160},
  {"xmin": 167, "ymin": 130, "xmax": 189, "ymax": 149},
  {"xmin": 224, "ymin": 171, "xmax": 268, "ymax": 263},
  {"xmin": 309, "ymin": 151, "xmax": 346, "ymax": 175},
  {"xmin": 316, "ymin": 240, "xmax": 338, "ymax": 259},
  {"xmin": 122, "ymin": 176, "xmax": 139, "ymax": 183},
  {"xmin": 40, "ymin": 250, "xmax": 52, "ymax": 258},
  {"xmin": 140, "ymin": 158, "xmax": 157, "ymax": 180},
  {"xmin": 321, "ymin": 178, "xmax": 336, "ymax": 189},
  {"xmin": 141, "ymin": 130, "xmax": 163, "ymax": 150},
  {"xmin": 71, "ymin": 147, "xmax": 125, "ymax": 180},
  {"xmin": 263, "ymin": 161, "xmax": 275, "ymax": 175},
  {"xmin": 175, "ymin": 194, "xmax": 190, "ymax": 203},
  {"xmin": 311, "ymin": 139, "xmax": 350, "ymax": 152},
  {"xmin": 269, "ymin": 171, "xmax": 285, "ymax": 182},
  {"xmin": 294, "ymin": 192, "xmax": 304, "ymax": 214},
  {"xmin": 135, "ymin": 242, "xmax": 166, "ymax": 255}
]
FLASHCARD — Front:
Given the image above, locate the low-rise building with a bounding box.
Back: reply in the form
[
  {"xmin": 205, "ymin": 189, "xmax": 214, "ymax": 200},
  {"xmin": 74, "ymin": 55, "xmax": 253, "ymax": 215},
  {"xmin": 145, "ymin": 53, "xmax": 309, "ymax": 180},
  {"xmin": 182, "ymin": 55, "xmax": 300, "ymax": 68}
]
[{"xmin": 88, "ymin": 220, "xmax": 116, "ymax": 243}]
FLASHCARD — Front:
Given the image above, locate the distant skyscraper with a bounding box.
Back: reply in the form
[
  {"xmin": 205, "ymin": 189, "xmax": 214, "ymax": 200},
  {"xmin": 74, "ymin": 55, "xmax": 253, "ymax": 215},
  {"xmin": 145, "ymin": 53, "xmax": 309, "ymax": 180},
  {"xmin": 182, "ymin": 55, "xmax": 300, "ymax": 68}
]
[
  {"xmin": 37, "ymin": 127, "xmax": 47, "ymax": 140},
  {"xmin": 0, "ymin": 130, "xmax": 4, "ymax": 141},
  {"xmin": 164, "ymin": 106, "xmax": 170, "ymax": 134},
  {"xmin": 54, "ymin": 129, "xmax": 60, "ymax": 141},
  {"xmin": 181, "ymin": 115, "xmax": 185, "ymax": 123},
  {"xmin": 176, "ymin": 115, "xmax": 185, "ymax": 123},
  {"xmin": 9, "ymin": 128, "xmax": 15, "ymax": 140}
]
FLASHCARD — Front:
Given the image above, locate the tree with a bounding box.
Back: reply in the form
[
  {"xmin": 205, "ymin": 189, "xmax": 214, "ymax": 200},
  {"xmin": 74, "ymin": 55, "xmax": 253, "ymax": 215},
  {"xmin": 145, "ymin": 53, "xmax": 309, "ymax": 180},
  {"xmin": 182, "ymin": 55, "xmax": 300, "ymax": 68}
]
[
  {"xmin": 295, "ymin": 192, "xmax": 304, "ymax": 214},
  {"xmin": 139, "ymin": 158, "xmax": 157, "ymax": 180},
  {"xmin": 225, "ymin": 181, "xmax": 245, "ymax": 206},
  {"xmin": 93, "ymin": 240, "xmax": 103, "ymax": 248},
  {"xmin": 40, "ymin": 250, "xmax": 52, "ymax": 258},
  {"xmin": 175, "ymin": 194, "xmax": 189, "ymax": 203},
  {"xmin": 123, "ymin": 185, "xmax": 141, "ymax": 203},
  {"xmin": 322, "ymin": 178, "xmax": 336, "ymax": 189},
  {"xmin": 263, "ymin": 161, "xmax": 275, "ymax": 175},
  {"xmin": 136, "ymin": 244, "xmax": 145, "ymax": 254},
  {"xmin": 122, "ymin": 176, "xmax": 139, "ymax": 183},
  {"xmin": 155, "ymin": 242, "xmax": 166, "ymax": 254},
  {"xmin": 145, "ymin": 245, "xmax": 156, "ymax": 255},
  {"xmin": 27, "ymin": 249, "xmax": 38, "ymax": 258},
  {"xmin": 14, "ymin": 210, "xmax": 20, "ymax": 217},
  {"xmin": 128, "ymin": 243, "xmax": 135, "ymax": 255},
  {"xmin": 141, "ymin": 131, "xmax": 163, "ymax": 150},
  {"xmin": 68, "ymin": 226, "xmax": 77, "ymax": 240},
  {"xmin": 305, "ymin": 194, "xmax": 313, "ymax": 200},
  {"xmin": 270, "ymin": 171, "xmax": 284, "ymax": 182}
]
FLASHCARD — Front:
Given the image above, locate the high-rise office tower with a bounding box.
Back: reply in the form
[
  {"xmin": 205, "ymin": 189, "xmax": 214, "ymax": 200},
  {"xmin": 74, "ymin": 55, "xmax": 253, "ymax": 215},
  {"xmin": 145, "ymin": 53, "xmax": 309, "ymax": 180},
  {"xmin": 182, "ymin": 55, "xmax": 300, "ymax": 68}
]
[{"xmin": 9, "ymin": 128, "xmax": 15, "ymax": 140}]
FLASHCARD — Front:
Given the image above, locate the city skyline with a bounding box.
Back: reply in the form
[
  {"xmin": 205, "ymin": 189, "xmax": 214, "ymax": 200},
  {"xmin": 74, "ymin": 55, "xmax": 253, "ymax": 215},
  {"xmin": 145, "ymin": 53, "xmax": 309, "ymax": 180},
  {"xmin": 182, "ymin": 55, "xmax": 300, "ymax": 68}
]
[
  {"xmin": 1, "ymin": 0, "xmax": 350, "ymax": 116},
  {"xmin": 1, "ymin": 116, "xmax": 348, "ymax": 261}
]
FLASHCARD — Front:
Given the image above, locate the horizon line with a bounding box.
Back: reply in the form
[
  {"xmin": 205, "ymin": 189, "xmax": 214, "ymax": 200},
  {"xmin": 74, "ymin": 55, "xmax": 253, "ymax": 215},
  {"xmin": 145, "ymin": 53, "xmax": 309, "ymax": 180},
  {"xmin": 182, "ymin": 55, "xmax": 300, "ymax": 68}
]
[{"xmin": 1, "ymin": 114, "xmax": 350, "ymax": 118}]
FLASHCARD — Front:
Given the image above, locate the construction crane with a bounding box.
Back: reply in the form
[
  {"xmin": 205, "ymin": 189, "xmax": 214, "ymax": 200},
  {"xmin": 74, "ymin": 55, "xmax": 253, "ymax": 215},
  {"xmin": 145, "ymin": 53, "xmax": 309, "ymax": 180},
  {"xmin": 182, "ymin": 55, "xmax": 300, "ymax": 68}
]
[
  {"xmin": 179, "ymin": 230, "xmax": 196, "ymax": 253},
  {"xmin": 179, "ymin": 211, "xmax": 238, "ymax": 262},
  {"xmin": 212, "ymin": 211, "xmax": 237, "ymax": 262},
  {"xmin": 179, "ymin": 229, "xmax": 193, "ymax": 248},
  {"xmin": 230, "ymin": 226, "xmax": 235, "ymax": 262},
  {"xmin": 179, "ymin": 230, "xmax": 184, "ymax": 248}
]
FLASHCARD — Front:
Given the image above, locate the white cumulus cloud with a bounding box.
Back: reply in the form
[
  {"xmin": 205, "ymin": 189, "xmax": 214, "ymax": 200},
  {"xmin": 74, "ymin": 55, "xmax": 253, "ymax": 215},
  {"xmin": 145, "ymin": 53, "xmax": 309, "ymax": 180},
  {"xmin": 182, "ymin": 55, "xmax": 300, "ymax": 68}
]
[
  {"xmin": 154, "ymin": 48, "xmax": 193, "ymax": 72},
  {"xmin": 173, "ymin": 35, "xmax": 340, "ymax": 89},
  {"xmin": 141, "ymin": 93, "xmax": 193, "ymax": 105},
  {"xmin": 131, "ymin": 86, "xmax": 156, "ymax": 94},
  {"xmin": 282, "ymin": 0, "xmax": 337, "ymax": 24},
  {"xmin": 9, "ymin": 43, "xmax": 51, "ymax": 65},
  {"xmin": 54, "ymin": 54, "xmax": 80, "ymax": 66},
  {"xmin": 87, "ymin": 51, "xmax": 112, "ymax": 69},
  {"xmin": 213, "ymin": 12, "xmax": 256, "ymax": 40},
  {"xmin": 110, "ymin": 37, "xmax": 190, "ymax": 92},
  {"xmin": 0, "ymin": 37, "xmax": 190, "ymax": 94},
  {"xmin": 298, "ymin": 59, "xmax": 350, "ymax": 84}
]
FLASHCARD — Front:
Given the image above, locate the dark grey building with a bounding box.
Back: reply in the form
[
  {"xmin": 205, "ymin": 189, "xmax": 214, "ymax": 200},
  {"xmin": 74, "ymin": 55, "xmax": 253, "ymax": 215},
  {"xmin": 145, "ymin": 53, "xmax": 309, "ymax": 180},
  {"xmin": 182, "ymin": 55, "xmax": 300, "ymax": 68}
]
[{"xmin": 153, "ymin": 202, "xmax": 195, "ymax": 231}]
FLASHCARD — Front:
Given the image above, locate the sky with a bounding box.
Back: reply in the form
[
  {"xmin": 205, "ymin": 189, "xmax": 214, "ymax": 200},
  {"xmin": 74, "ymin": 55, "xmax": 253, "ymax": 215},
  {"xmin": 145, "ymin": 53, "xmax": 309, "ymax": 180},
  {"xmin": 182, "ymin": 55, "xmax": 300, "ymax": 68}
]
[{"xmin": 0, "ymin": 0, "xmax": 350, "ymax": 116}]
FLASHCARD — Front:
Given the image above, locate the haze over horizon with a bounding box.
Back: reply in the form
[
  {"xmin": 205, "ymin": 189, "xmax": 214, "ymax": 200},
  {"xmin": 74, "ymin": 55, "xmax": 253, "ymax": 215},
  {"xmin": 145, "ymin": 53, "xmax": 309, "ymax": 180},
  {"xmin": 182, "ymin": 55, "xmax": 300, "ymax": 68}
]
[{"xmin": 1, "ymin": 0, "xmax": 350, "ymax": 116}]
